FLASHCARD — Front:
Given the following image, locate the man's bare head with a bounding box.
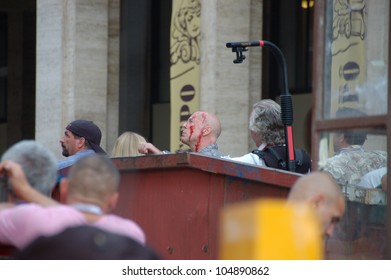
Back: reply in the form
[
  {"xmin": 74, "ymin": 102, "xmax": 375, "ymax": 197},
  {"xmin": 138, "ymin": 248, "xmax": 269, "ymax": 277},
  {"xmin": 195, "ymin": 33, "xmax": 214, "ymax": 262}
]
[
  {"xmin": 63, "ymin": 155, "xmax": 120, "ymax": 213},
  {"xmin": 205, "ymin": 111, "xmax": 222, "ymax": 139},
  {"xmin": 288, "ymin": 172, "xmax": 345, "ymax": 239},
  {"xmin": 180, "ymin": 111, "xmax": 221, "ymax": 151}
]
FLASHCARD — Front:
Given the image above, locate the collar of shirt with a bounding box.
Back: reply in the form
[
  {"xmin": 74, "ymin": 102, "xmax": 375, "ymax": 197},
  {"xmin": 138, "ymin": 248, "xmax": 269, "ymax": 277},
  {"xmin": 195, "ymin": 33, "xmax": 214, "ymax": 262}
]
[
  {"xmin": 57, "ymin": 149, "xmax": 95, "ymax": 170},
  {"xmin": 258, "ymin": 143, "xmax": 268, "ymax": 151},
  {"xmin": 337, "ymin": 145, "xmax": 363, "ymax": 155},
  {"xmin": 71, "ymin": 203, "xmax": 103, "ymax": 215},
  {"xmin": 198, "ymin": 143, "xmax": 224, "ymax": 157}
]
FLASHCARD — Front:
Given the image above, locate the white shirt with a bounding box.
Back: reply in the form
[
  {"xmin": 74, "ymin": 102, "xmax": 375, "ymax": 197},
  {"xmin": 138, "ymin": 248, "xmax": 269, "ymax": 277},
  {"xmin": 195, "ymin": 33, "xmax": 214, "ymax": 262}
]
[
  {"xmin": 358, "ymin": 167, "xmax": 387, "ymax": 188},
  {"xmin": 224, "ymin": 143, "xmax": 267, "ymax": 166}
]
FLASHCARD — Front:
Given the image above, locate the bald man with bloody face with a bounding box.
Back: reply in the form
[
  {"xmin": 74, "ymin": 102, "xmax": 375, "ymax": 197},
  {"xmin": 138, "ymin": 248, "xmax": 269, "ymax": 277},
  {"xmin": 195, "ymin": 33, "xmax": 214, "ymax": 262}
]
[
  {"xmin": 138, "ymin": 111, "xmax": 224, "ymax": 158},
  {"xmin": 180, "ymin": 111, "xmax": 222, "ymax": 153}
]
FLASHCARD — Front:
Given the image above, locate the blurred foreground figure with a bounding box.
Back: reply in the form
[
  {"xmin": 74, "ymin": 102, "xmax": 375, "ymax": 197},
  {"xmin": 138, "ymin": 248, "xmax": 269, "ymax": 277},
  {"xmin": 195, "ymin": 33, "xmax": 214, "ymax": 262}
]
[
  {"xmin": 0, "ymin": 140, "xmax": 57, "ymax": 204},
  {"xmin": 15, "ymin": 225, "xmax": 160, "ymax": 260},
  {"xmin": 288, "ymin": 171, "xmax": 346, "ymax": 239},
  {"xmin": 219, "ymin": 172, "xmax": 345, "ymax": 260},
  {"xmin": 0, "ymin": 155, "xmax": 145, "ymax": 249},
  {"xmin": 220, "ymin": 198, "xmax": 324, "ymax": 260}
]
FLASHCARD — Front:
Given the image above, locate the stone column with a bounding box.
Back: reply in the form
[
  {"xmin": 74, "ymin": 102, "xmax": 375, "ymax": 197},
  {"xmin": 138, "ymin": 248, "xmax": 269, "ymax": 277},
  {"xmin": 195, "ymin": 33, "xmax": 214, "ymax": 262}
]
[
  {"xmin": 107, "ymin": 0, "xmax": 120, "ymax": 155},
  {"xmin": 200, "ymin": 0, "xmax": 262, "ymax": 156},
  {"xmin": 36, "ymin": 0, "xmax": 115, "ymax": 158}
]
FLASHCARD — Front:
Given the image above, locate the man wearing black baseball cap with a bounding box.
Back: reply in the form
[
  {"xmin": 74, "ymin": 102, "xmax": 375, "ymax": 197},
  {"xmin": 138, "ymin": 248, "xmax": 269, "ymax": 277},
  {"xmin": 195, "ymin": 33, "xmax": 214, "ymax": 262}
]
[{"xmin": 57, "ymin": 120, "xmax": 106, "ymax": 170}]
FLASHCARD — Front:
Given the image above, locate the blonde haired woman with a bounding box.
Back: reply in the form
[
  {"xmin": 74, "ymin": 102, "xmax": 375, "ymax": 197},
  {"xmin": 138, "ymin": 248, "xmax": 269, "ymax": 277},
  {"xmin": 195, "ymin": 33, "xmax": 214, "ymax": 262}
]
[{"xmin": 111, "ymin": 131, "xmax": 147, "ymax": 157}]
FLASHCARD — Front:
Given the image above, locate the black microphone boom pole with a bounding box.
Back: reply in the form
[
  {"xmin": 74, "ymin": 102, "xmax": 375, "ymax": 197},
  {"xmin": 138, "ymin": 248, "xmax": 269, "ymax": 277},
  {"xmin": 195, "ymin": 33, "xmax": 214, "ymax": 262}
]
[
  {"xmin": 226, "ymin": 40, "xmax": 296, "ymax": 172},
  {"xmin": 226, "ymin": 41, "xmax": 262, "ymax": 48}
]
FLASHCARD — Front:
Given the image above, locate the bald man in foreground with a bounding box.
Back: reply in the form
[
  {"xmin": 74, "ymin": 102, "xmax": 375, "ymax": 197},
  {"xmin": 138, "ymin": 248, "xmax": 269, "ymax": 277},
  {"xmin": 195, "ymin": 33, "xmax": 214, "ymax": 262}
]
[
  {"xmin": 288, "ymin": 172, "xmax": 346, "ymax": 239},
  {"xmin": 139, "ymin": 111, "xmax": 225, "ymax": 157}
]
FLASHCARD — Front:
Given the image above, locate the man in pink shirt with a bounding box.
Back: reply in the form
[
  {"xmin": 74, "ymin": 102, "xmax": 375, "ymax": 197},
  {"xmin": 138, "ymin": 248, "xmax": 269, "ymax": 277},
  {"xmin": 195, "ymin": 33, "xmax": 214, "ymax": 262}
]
[{"xmin": 0, "ymin": 154, "xmax": 145, "ymax": 249}]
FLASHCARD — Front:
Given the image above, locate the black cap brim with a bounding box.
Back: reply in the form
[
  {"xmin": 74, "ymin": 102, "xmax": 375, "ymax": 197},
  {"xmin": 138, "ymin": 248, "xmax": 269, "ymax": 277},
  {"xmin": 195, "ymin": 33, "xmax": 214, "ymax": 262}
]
[{"xmin": 88, "ymin": 141, "xmax": 106, "ymax": 155}]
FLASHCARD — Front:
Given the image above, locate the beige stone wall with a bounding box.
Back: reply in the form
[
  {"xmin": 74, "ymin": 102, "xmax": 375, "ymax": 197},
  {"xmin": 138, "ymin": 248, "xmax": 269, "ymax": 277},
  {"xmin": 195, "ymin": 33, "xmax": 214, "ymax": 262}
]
[
  {"xmin": 200, "ymin": 0, "xmax": 263, "ymax": 156},
  {"xmin": 36, "ymin": 0, "xmax": 118, "ymax": 159},
  {"xmin": 36, "ymin": 0, "xmax": 71, "ymax": 158},
  {"xmin": 35, "ymin": 0, "xmax": 263, "ymax": 159},
  {"xmin": 106, "ymin": 0, "xmax": 120, "ymax": 154}
]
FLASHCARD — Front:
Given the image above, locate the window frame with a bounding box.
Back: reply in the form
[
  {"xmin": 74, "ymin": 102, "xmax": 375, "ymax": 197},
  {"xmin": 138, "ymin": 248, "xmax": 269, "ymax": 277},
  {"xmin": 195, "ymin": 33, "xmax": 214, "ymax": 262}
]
[{"xmin": 312, "ymin": 1, "xmax": 391, "ymax": 259}]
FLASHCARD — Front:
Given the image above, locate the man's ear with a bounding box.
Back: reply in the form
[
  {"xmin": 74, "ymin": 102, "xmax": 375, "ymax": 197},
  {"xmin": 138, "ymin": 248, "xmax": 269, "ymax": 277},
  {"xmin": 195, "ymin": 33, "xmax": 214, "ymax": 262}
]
[
  {"xmin": 202, "ymin": 126, "xmax": 212, "ymax": 136},
  {"xmin": 76, "ymin": 137, "xmax": 87, "ymax": 149},
  {"xmin": 108, "ymin": 192, "xmax": 119, "ymax": 212},
  {"xmin": 59, "ymin": 178, "xmax": 69, "ymax": 203},
  {"xmin": 250, "ymin": 130, "xmax": 262, "ymax": 147},
  {"xmin": 309, "ymin": 193, "xmax": 324, "ymax": 208}
]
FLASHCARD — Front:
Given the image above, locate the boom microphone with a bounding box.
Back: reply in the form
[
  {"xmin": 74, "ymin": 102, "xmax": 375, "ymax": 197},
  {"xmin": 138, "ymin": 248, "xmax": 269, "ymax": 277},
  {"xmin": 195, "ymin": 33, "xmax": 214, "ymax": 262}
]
[
  {"xmin": 226, "ymin": 39, "xmax": 297, "ymax": 172},
  {"xmin": 226, "ymin": 41, "xmax": 263, "ymax": 48}
]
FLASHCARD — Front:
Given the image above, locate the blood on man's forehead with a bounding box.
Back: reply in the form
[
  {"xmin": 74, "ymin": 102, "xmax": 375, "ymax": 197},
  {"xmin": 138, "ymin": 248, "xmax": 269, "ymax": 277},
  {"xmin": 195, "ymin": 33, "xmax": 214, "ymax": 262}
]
[{"xmin": 189, "ymin": 112, "xmax": 207, "ymax": 123}]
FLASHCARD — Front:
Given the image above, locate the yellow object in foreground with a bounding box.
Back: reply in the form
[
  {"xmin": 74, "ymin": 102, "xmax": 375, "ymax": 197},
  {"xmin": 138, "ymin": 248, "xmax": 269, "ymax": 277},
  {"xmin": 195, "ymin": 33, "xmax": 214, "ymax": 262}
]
[{"xmin": 219, "ymin": 199, "xmax": 323, "ymax": 260}]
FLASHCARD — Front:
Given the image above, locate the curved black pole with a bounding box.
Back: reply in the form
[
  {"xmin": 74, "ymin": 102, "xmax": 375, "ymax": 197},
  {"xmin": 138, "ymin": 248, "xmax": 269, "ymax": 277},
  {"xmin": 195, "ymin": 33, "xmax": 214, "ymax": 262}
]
[{"xmin": 226, "ymin": 40, "xmax": 296, "ymax": 172}]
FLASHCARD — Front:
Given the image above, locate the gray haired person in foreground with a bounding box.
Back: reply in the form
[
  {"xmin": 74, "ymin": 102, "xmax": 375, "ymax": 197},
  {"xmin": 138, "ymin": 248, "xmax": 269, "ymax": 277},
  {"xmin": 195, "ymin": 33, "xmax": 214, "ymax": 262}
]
[{"xmin": 0, "ymin": 140, "xmax": 57, "ymax": 204}]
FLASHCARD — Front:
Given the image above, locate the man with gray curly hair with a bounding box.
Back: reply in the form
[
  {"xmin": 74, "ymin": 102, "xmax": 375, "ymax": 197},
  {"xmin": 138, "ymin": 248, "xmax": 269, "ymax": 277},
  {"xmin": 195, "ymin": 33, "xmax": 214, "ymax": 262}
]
[
  {"xmin": 229, "ymin": 99, "xmax": 311, "ymax": 173},
  {"xmin": 228, "ymin": 99, "xmax": 285, "ymax": 166},
  {"xmin": 0, "ymin": 140, "xmax": 57, "ymax": 203},
  {"xmin": 248, "ymin": 99, "xmax": 286, "ymax": 148}
]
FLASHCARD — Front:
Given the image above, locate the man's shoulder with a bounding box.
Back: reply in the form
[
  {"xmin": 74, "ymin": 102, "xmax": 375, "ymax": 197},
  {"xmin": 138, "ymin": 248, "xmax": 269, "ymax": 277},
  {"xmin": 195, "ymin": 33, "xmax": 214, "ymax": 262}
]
[
  {"xmin": 325, "ymin": 149, "xmax": 387, "ymax": 164},
  {"xmin": 57, "ymin": 150, "xmax": 95, "ymax": 169},
  {"xmin": 321, "ymin": 149, "xmax": 387, "ymax": 185},
  {"xmin": 2, "ymin": 203, "xmax": 78, "ymax": 215},
  {"xmin": 365, "ymin": 150, "xmax": 388, "ymax": 159},
  {"xmin": 95, "ymin": 215, "xmax": 146, "ymax": 244},
  {"xmin": 252, "ymin": 146, "xmax": 311, "ymax": 174},
  {"xmin": 1, "ymin": 203, "xmax": 43, "ymax": 213},
  {"xmin": 0, "ymin": 204, "xmax": 83, "ymax": 229},
  {"xmin": 97, "ymin": 214, "xmax": 142, "ymax": 227},
  {"xmin": 57, "ymin": 157, "xmax": 77, "ymax": 170},
  {"xmin": 0, "ymin": 204, "xmax": 84, "ymax": 249},
  {"xmin": 227, "ymin": 152, "xmax": 263, "ymax": 165},
  {"xmin": 199, "ymin": 143, "xmax": 225, "ymax": 157}
]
